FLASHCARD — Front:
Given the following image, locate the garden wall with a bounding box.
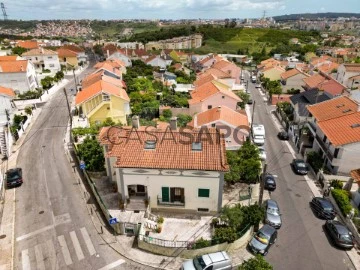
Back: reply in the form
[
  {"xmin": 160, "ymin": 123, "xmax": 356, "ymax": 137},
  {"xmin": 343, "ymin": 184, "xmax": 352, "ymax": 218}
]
[{"xmin": 138, "ymin": 226, "xmax": 254, "ymax": 258}]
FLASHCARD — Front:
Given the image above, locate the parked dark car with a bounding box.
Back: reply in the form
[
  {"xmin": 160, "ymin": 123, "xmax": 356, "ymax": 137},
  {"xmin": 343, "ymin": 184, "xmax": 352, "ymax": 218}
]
[
  {"xmin": 324, "ymin": 220, "xmax": 354, "ymax": 250},
  {"xmin": 291, "ymin": 159, "xmax": 309, "ymax": 175},
  {"xmin": 265, "ymin": 199, "xmax": 282, "ymax": 229},
  {"xmin": 248, "ymin": 224, "xmax": 277, "ymax": 256},
  {"xmin": 247, "ymin": 96, "xmax": 253, "ymax": 104},
  {"xmin": 277, "ymin": 131, "xmax": 289, "ymax": 140},
  {"xmin": 6, "ymin": 168, "xmax": 23, "ymax": 188},
  {"xmin": 310, "ymin": 197, "xmax": 336, "ymax": 220},
  {"xmin": 264, "ymin": 174, "xmax": 276, "ymax": 191}
]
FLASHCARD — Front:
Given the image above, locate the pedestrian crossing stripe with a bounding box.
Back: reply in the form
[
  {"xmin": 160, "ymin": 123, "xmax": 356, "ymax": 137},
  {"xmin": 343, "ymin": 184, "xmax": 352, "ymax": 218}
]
[{"xmin": 20, "ymin": 227, "xmax": 96, "ymax": 270}]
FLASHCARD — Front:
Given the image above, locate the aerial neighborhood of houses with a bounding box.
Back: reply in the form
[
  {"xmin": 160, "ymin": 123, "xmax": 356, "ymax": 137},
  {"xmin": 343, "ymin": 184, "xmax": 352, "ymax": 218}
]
[{"xmin": 1, "ymin": 16, "xmax": 360, "ymax": 270}]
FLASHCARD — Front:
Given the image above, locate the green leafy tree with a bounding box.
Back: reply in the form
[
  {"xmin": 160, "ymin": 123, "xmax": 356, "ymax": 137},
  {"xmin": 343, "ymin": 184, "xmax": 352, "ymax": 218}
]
[
  {"xmin": 77, "ymin": 137, "xmax": 105, "ymax": 172},
  {"xmin": 238, "ymin": 255, "xmax": 273, "ymax": 270},
  {"xmin": 24, "ymin": 106, "xmax": 32, "ymax": 116},
  {"xmin": 177, "ymin": 114, "xmax": 192, "ymax": 127},
  {"xmin": 236, "ymin": 92, "xmax": 250, "ymax": 109},
  {"xmin": 12, "ymin": 46, "xmax": 28, "ymax": 56},
  {"xmin": 162, "ymin": 109, "xmax": 172, "ymax": 120},
  {"xmin": 41, "ymin": 76, "xmax": 54, "ymax": 90},
  {"xmin": 54, "ymin": 71, "xmax": 64, "ymax": 82}
]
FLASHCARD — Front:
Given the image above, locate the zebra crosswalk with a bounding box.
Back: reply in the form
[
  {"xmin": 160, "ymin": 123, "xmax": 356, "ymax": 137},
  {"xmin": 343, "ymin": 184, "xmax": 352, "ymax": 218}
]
[{"xmin": 20, "ymin": 227, "xmax": 97, "ymax": 270}]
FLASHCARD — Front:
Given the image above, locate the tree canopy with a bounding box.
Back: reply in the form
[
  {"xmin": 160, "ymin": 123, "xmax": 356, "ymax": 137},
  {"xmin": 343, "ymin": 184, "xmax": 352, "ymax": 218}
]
[{"xmin": 238, "ymin": 255, "xmax": 273, "ymax": 270}]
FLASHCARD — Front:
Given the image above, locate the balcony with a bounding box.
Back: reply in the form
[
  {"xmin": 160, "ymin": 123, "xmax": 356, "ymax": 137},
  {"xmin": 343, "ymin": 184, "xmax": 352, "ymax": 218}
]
[
  {"xmin": 306, "ymin": 121, "xmax": 317, "ymax": 136},
  {"xmin": 157, "ymin": 195, "xmax": 185, "ymax": 206},
  {"xmin": 314, "ymin": 134, "xmax": 333, "ymax": 162}
]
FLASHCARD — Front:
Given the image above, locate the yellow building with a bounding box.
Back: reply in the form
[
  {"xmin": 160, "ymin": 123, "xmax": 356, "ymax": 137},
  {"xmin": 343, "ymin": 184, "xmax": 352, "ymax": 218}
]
[
  {"xmin": 57, "ymin": 48, "xmax": 79, "ymax": 67},
  {"xmin": 169, "ymin": 50, "xmax": 188, "ymax": 63},
  {"xmin": 75, "ymin": 76, "xmax": 130, "ymax": 125}
]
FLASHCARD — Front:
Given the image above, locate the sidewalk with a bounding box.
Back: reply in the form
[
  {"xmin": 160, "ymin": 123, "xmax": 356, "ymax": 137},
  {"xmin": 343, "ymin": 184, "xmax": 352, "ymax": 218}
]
[{"xmin": 0, "ymin": 107, "xmax": 42, "ymax": 270}]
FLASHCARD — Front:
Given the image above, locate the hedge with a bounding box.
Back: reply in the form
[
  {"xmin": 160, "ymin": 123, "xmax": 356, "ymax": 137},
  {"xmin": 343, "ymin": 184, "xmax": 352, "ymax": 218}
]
[{"xmin": 331, "ymin": 189, "xmax": 357, "ymax": 216}]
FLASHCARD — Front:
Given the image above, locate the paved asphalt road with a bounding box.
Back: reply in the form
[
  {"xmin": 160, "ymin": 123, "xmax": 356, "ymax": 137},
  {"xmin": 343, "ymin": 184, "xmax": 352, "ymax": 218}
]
[
  {"xmin": 14, "ymin": 61, "xmax": 152, "ymax": 270},
  {"xmin": 246, "ymin": 71, "xmax": 355, "ymax": 270}
]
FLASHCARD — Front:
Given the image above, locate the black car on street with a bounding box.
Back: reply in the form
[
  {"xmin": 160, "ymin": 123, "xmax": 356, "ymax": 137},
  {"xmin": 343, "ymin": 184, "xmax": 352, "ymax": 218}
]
[
  {"xmin": 277, "ymin": 130, "xmax": 289, "ymax": 140},
  {"xmin": 6, "ymin": 168, "xmax": 23, "ymax": 188},
  {"xmin": 324, "ymin": 220, "xmax": 354, "ymax": 250},
  {"xmin": 310, "ymin": 197, "xmax": 336, "ymax": 220},
  {"xmin": 264, "ymin": 174, "xmax": 276, "ymax": 191},
  {"xmin": 291, "ymin": 159, "xmax": 309, "ymax": 175}
]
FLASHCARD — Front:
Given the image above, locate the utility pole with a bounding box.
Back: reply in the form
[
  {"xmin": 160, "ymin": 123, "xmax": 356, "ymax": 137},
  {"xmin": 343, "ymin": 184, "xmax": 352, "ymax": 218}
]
[
  {"xmin": 258, "ymin": 163, "xmax": 267, "ymax": 206},
  {"xmin": 250, "ymin": 100, "xmax": 256, "ymax": 136},
  {"xmin": 72, "ymin": 68, "xmax": 77, "ymax": 92},
  {"xmin": 63, "ymin": 88, "xmax": 72, "ymax": 129}
]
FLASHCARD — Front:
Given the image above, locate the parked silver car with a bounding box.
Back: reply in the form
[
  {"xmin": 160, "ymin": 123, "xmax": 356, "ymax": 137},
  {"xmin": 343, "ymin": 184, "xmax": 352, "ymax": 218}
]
[
  {"xmin": 265, "ymin": 199, "xmax": 282, "ymax": 229},
  {"xmin": 181, "ymin": 251, "xmax": 232, "ymax": 270}
]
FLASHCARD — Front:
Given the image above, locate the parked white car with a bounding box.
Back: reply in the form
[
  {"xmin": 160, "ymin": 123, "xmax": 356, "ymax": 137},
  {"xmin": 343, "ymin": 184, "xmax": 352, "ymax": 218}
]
[{"xmin": 258, "ymin": 146, "xmax": 267, "ymax": 161}]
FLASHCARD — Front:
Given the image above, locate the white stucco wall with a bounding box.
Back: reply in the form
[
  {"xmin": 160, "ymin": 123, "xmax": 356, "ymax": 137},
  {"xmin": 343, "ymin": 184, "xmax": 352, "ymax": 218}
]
[{"xmin": 118, "ymin": 168, "xmax": 222, "ymax": 212}]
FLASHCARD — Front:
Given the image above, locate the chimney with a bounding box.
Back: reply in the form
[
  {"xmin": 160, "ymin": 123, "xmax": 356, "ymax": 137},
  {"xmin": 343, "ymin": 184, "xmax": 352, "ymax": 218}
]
[
  {"xmin": 217, "ymin": 106, "xmax": 221, "ymax": 111},
  {"xmin": 107, "ymin": 50, "xmax": 110, "ymax": 58},
  {"xmin": 170, "ymin": 117, "xmax": 177, "ymax": 130},
  {"xmin": 132, "ymin": 115, "xmax": 140, "ymax": 129}
]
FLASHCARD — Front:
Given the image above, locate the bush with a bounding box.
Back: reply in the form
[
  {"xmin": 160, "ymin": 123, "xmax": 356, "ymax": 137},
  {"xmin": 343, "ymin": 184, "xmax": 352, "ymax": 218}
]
[
  {"xmin": 157, "ymin": 216, "xmax": 164, "ymax": 224},
  {"xmin": 18, "ymin": 89, "xmax": 43, "ymax": 99},
  {"xmin": 238, "ymin": 255, "xmax": 273, "ymax": 270},
  {"xmin": 42, "ymin": 69, "xmax": 51, "ymax": 73},
  {"xmin": 306, "ymin": 151, "xmax": 324, "ymax": 173},
  {"xmin": 330, "ymin": 179, "xmax": 343, "ymax": 190},
  {"xmin": 331, "ymin": 189, "xmax": 353, "ymax": 216},
  {"xmin": 192, "ymin": 237, "xmax": 211, "ymax": 249},
  {"xmin": 213, "ymin": 227, "xmax": 238, "ymax": 243},
  {"xmin": 76, "ymin": 137, "xmax": 105, "ymax": 172}
]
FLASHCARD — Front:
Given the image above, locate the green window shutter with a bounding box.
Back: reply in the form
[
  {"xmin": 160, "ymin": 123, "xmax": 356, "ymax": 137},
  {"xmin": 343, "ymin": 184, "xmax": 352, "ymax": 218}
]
[
  {"xmin": 198, "ymin": 189, "xmax": 210, "ymax": 198},
  {"xmin": 162, "ymin": 187, "xmax": 169, "ymax": 202}
]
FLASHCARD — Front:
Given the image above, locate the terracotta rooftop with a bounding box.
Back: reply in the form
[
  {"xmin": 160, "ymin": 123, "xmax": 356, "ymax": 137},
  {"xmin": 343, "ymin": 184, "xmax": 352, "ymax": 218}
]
[
  {"xmin": 0, "ymin": 86, "xmax": 15, "ymax": 97},
  {"xmin": 82, "ymin": 71, "xmax": 126, "ymax": 89},
  {"xmin": 0, "ymin": 56, "xmax": 19, "ymax": 61},
  {"xmin": 317, "ymin": 62, "xmax": 339, "ymax": 74},
  {"xmin": 343, "ymin": 64, "xmax": 360, "ymax": 72},
  {"xmin": 194, "ymin": 74, "xmax": 217, "ymax": 87},
  {"xmin": 57, "ymin": 48, "xmax": 78, "ymax": 57},
  {"xmin": 280, "ymin": 68, "xmax": 301, "ymax": 80},
  {"xmin": 350, "ymin": 168, "xmax": 360, "ymax": 183},
  {"xmin": 199, "ymin": 67, "xmax": 232, "ymax": 80},
  {"xmin": 303, "ymin": 73, "xmax": 327, "ymax": 88},
  {"xmin": 16, "ymin": 40, "xmax": 38, "ymax": 49},
  {"xmin": 189, "ymin": 105, "xmax": 249, "ymax": 129},
  {"xmin": 212, "ymin": 60, "xmax": 232, "ymax": 70},
  {"xmin": 317, "ymin": 112, "xmax": 360, "ymax": 146},
  {"xmin": 93, "ymin": 62, "xmax": 122, "ymax": 77},
  {"xmin": 318, "ymin": 79, "xmax": 346, "ymax": 96},
  {"xmin": 0, "ymin": 60, "xmax": 28, "ymax": 73},
  {"xmin": 271, "ymin": 94, "xmax": 292, "ymax": 105},
  {"xmin": 307, "ymin": 96, "xmax": 359, "ymax": 121},
  {"xmin": 75, "ymin": 80, "xmax": 129, "ymax": 105},
  {"xmin": 189, "ymin": 80, "xmax": 241, "ymax": 105},
  {"xmin": 22, "ymin": 48, "xmax": 58, "ymax": 56},
  {"xmin": 99, "ymin": 127, "xmax": 229, "ymax": 172}
]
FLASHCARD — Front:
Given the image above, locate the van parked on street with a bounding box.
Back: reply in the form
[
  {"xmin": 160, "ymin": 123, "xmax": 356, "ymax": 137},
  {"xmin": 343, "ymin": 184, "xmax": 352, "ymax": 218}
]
[{"xmin": 181, "ymin": 251, "xmax": 232, "ymax": 270}]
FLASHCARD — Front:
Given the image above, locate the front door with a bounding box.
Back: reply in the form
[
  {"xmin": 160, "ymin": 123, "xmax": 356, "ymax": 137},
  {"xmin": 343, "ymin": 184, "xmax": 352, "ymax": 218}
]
[{"xmin": 162, "ymin": 187, "xmax": 169, "ymax": 202}]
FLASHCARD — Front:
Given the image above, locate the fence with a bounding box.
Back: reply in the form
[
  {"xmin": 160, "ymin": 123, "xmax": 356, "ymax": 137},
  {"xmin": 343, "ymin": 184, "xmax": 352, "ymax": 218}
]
[{"xmin": 72, "ymin": 141, "xmax": 122, "ymax": 234}]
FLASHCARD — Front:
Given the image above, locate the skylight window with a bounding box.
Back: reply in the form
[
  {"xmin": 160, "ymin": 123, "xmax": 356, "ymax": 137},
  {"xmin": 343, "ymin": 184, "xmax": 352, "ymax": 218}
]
[
  {"xmin": 192, "ymin": 142, "xmax": 202, "ymax": 151},
  {"xmin": 342, "ymin": 109, "xmax": 352, "ymax": 113},
  {"xmin": 351, "ymin": 123, "xmax": 360, "ymax": 128},
  {"xmin": 336, "ymin": 104, "xmax": 345, "ymax": 108}
]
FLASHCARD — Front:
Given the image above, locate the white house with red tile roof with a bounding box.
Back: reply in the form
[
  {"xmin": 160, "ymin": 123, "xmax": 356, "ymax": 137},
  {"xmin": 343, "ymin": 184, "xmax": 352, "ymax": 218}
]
[
  {"xmin": 189, "ymin": 105, "xmax": 250, "ymax": 150},
  {"xmin": 305, "ymin": 96, "xmax": 360, "ymax": 175},
  {"xmin": 0, "ymin": 59, "xmax": 38, "ymax": 94},
  {"xmin": 22, "ymin": 48, "xmax": 61, "ymax": 73},
  {"xmin": 107, "ymin": 50, "xmax": 132, "ymax": 67},
  {"xmin": 98, "ymin": 119, "xmax": 229, "ymax": 214},
  {"xmin": 188, "ymin": 80, "xmax": 241, "ymax": 115},
  {"xmin": 336, "ymin": 63, "xmax": 360, "ymax": 90},
  {"xmin": 280, "ymin": 68, "xmax": 309, "ymax": 92}
]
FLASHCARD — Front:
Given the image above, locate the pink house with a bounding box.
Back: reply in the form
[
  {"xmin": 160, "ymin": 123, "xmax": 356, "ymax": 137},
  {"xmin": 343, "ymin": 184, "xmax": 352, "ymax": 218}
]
[
  {"xmin": 195, "ymin": 54, "xmax": 224, "ymax": 71},
  {"xmin": 188, "ymin": 80, "xmax": 241, "ymax": 115},
  {"xmin": 212, "ymin": 60, "xmax": 242, "ymax": 84},
  {"xmin": 188, "ymin": 106, "xmax": 250, "ymax": 150}
]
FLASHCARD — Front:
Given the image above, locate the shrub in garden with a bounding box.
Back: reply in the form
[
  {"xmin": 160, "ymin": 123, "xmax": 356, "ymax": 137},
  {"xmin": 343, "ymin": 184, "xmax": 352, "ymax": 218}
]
[{"xmin": 330, "ymin": 179, "xmax": 343, "ymax": 190}]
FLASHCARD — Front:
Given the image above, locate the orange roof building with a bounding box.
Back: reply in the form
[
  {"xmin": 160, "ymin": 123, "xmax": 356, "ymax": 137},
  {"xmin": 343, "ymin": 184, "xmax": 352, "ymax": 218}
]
[
  {"xmin": 98, "ymin": 125, "xmax": 229, "ymax": 213},
  {"xmin": 16, "ymin": 40, "xmax": 38, "ymax": 49},
  {"xmin": 0, "ymin": 60, "xmax": 28, "ymax": 73},
  {"xmin": 0, "ymin": 86, "xmax": 16, "ymax": 97}
]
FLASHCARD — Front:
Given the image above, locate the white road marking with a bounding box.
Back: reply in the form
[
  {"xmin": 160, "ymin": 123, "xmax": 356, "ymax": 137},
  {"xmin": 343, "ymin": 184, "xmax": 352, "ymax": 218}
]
[
  {"xmin": 70, "ymin": 231, "xmax": 85, "ymax": 261},
  {"xmin": 80, "ymin": 227, "xmax": 96, "ymax": 256},
  {"xmin": 34, "ymin": 244, "xmax": 46, "ymax": 270},
  {"xmin": 46, "ymin": 239, "xmax": 59, "ymax": 270},
  {"xmin": 57, "ymin": 235, "xmax": 72, "ymax": 266},
  {"xmin": 97, "ymin": 259, "xmax": 126, "ymax": 270},
  {"xmin": 16, "ymin": 215, "xmax": 71, "ymax": 242},
  {"xmin": 21, "ymin": 249, "xmax": 31, "ymax": 270}
]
